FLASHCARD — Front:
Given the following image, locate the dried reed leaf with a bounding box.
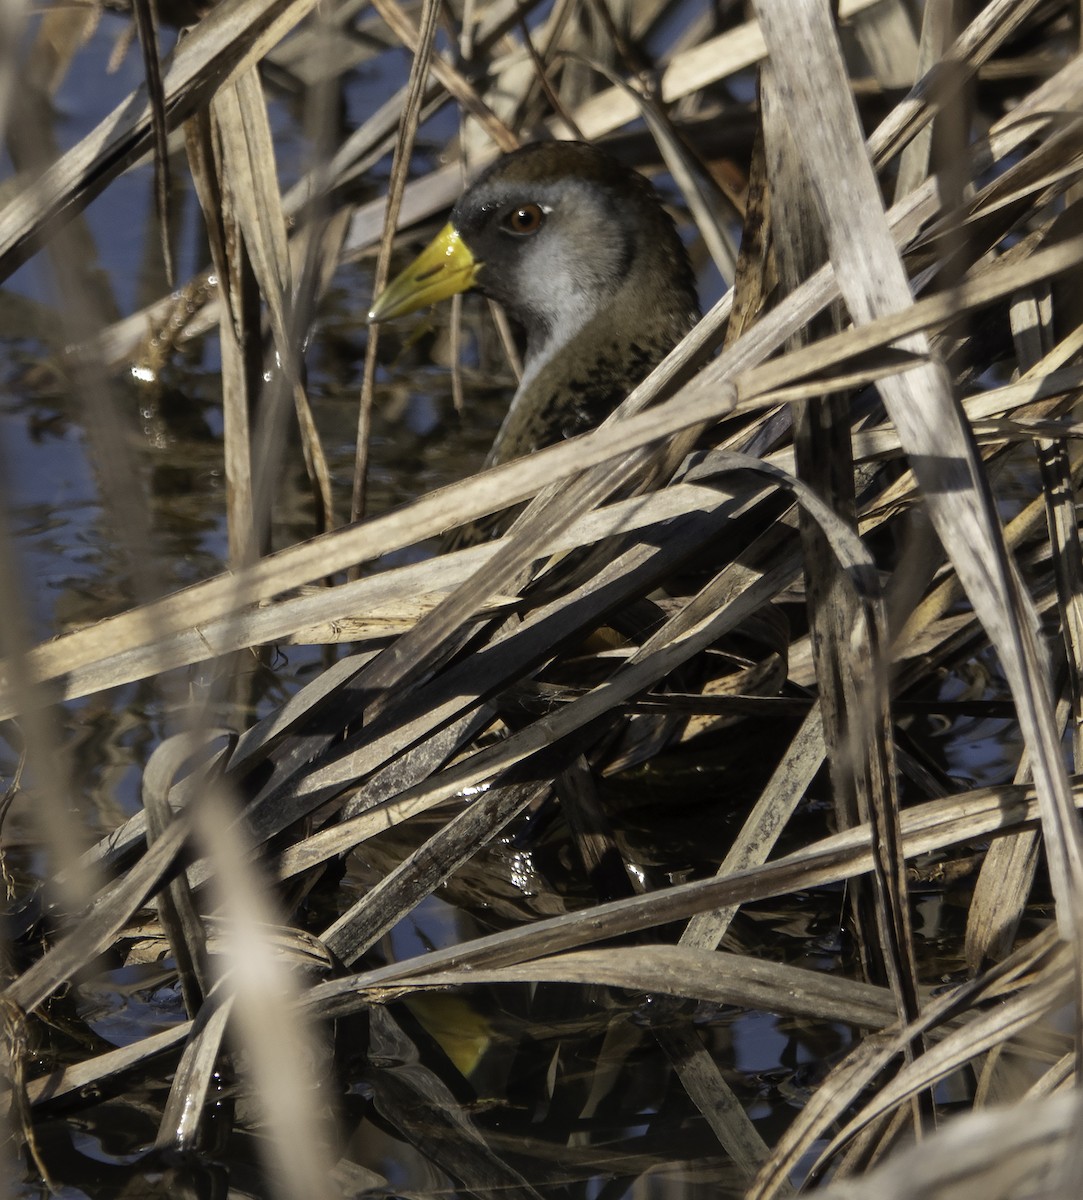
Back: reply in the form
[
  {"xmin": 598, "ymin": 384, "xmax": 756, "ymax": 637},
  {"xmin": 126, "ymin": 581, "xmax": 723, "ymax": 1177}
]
[
  {"xmin": 868, "ymin": 0, "xmax": 1050, "ymax": 170},
  {"xmin": 155, "ymin": 992, "xmax": 234, "ymax": 1150},
  {"xmin": 142, "ymin": 735, "xmax": 216, "ymax": 1015},
  {"xmin": 747, "ymin": 932, "xmax": 1066, "ymax": 1198},
  {"xmin": 190, "ymin": 776, "xmax": 337, "ymax": 1199},
  {"xmin": 322, "ymin": 780, "xmax": 548, "ymax": 964},
  {"xmin": 307, "ymin": 783, "xmax": 1083, "ymax": 1014},
  {"xmin": 0, "ymin": 0, "xmax": 321, "ymax": 278},
  {"xmin": 811, "ymin": 1090, "xmax": 1079, "ymax": 1200},
  {"xmin": 27, "ymin": 1022, "xmax": 193, "ymax": 1107},
  {"xmin": 679, "ymin": 705, "xmax": 825, "ymax": 950},
  {"xmin": 186, "ymin": 103, "xmax": 258, "ymax": 564},
  {"xmin": 763, "ymin": 49, "xmax": 917, "ymax": 1015},
  {"xmin": 132, "ymin": 0, "xmax": 174, "ymax": 286},
  {"xmin": 656, "ymin": 1024, "xmax": 779, "ymax": 1190},
  {"xmin": 376, "ymin": 944, "xmax": 897, "ymax": 1030},
  {"xmin": 753, "ymin": 0, "xmax": 1083, "ymax": 964},
  {"xmin": 849, "ymin": 0, "xmax": 918, "ymax": 90},
  {"xmin": 4, "ymin": 815, "xmax": 192, "ymax": 1015}
]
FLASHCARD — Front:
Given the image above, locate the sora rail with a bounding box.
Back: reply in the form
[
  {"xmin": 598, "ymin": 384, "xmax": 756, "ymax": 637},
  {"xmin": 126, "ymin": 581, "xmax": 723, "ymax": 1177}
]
[{"xmin": 369, "ymin": 141, "xmax": 700, "ymax": 468}]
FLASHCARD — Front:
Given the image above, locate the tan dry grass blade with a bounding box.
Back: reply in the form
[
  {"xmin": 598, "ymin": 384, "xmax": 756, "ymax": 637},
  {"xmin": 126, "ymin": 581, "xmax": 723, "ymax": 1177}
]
[
  {"xmin": 155, "ymin": 992, "xmax": 233, "ymax": 1150},
  {"xmin": 811, "ymin": 1090, "xmax": 1081, "ymax": 1200},
  {"xmin": 321, "ymin": 780, "xmax": 548, "ymax": 964},
  {"xmin": 679, "ymin": 705, "xmax": 825, "ymax": 951},
  {"xmin": 353, "ymin": 0, "xmax": 443, "ymax": 527},
  {"xmin": 892, "ymin": 2, "xmax": 953, "ymax": 199},
  {"xmin": 762, "ymin": 50, "xmax": 918, "ymax": 1021},
  {"xmin": 28, "ymin": 1022, "xmax": 193, "ymax": 1107},
  {"xmin": 305, "ymin": 782, "xmax": 1083, "ymax": 1015},
  {"xmin": 869, "ymin": 0, "xmax": 1048, "ymax": 170},
  {"xmin": 0, "ymin": 0, "xmax": 320, "ymax": 279},
  {"xmin": 131, "ymin": 0, "xmax": 174, "ymax": 286},
  {"xmin": 965, "ymin": 767, "xmax": 1045, "ymax": 972},
  {"xmin": 747, "ymin": 932, "xmax": 1066, "ymax": 1198},
  {"xmin": 213, "ymin": 66, "xmax": 335, "ymax": 542},
  {"xmin": 655, "ymin": 1024, "xmax": 778, "ymax": 1190},
  {"xmin": 9, "ymin": 71, "xmax": 1083, "ymax": 722},
  {"xmin": 3, "ymin": 814, "xmax": 192, "ymax": 1015},
  {"xmin": 4, "ymin": 220, "xmax": 1080, "ymax": 721},
  {"xmin": 850, "ymin": 0, "xmax": 918, "ymax": 88},
  {"xmin": 374, "ymin": 945, "xmax": 898, "ymax": 1031},
  {"xmin": 753, "ymin": 0, "xmax": 1083, "ymax": 956},
  {"xmin": 142, "ymin": 735, "xmax": 216, "ymax": 1016},
  {"xmin": 185, "ymin": 105, "xmax": 258, "ymax": 565},
  {"xmin": 189, "ymin": 776, "xmax": 338, "ymax": 1199}
]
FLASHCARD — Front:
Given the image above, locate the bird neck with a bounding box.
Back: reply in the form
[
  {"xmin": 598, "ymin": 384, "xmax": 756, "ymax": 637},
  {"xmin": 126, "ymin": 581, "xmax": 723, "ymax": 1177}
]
[{"xmin": 485, "ymin": 283, "xmax": 697, "ymax": 468}]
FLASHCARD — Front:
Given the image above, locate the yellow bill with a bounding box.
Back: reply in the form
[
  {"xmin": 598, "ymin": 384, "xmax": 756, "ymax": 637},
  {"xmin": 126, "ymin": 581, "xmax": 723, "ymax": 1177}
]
[{"xmin": 367, "ymin": 223, "xmax": 480, "ymax": 322}]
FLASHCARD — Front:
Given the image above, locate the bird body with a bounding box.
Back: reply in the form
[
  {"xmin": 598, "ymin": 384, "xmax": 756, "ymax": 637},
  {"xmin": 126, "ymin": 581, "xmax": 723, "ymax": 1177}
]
[{"xmin": 370, "ymin": 142, "xmax": 700, "ymax": 466}]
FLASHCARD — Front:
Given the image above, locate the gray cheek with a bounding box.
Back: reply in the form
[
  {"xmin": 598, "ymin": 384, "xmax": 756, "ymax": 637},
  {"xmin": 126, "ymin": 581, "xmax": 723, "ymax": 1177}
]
[
  {"xmin": 514, "ymin": 234, "xmax": 609, "ymax": 334},
  {"xmin": 525, "ymin": 247, "xmax": 583, "ymax": 311}
]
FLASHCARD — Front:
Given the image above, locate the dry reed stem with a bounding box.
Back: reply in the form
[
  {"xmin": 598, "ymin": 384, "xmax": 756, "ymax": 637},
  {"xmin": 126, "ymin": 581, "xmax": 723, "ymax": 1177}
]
[{"xmin": 3, "ymin": 2, "xmax": 1083, "ymax": 1197}]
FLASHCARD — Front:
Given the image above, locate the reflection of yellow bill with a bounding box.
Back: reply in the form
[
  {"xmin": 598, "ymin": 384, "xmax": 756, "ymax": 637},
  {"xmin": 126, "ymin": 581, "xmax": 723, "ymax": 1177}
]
[
  {"xmin": 368, "ymin": 223, "xmax": 480, "ymax": 321},
  {"xmin": 405, "ymin": 993, "xmax": 494, "ymax": 1080}
]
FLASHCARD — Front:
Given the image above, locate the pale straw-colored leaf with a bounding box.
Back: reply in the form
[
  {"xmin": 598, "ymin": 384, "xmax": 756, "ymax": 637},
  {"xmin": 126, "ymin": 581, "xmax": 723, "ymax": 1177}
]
[{"xmin": 753, "ymin": 0, "xmax": 1083, "ymax": 964}]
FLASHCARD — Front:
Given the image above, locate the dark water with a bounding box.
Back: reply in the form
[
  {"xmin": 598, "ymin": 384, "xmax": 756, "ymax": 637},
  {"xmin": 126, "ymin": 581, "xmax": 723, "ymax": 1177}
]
[{"xmin": 0, "ymin": 7, "xmax": 1016, "ymax": 1199}]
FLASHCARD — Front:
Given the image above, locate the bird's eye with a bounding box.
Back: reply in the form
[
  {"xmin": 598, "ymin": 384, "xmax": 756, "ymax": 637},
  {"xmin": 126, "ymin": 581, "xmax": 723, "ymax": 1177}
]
[{"xmin": 502, "ymin": 203, "xmax": 545, "ymax": 235}]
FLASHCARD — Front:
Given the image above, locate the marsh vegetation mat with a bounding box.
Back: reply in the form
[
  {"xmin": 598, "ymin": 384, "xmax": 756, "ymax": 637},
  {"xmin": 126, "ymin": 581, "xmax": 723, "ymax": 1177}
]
[{"xmin": 2, "ymin": 1, "xmax": 1083, "ymax": 1197}]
